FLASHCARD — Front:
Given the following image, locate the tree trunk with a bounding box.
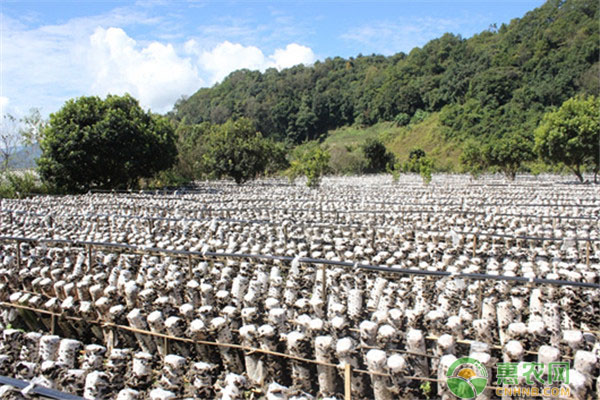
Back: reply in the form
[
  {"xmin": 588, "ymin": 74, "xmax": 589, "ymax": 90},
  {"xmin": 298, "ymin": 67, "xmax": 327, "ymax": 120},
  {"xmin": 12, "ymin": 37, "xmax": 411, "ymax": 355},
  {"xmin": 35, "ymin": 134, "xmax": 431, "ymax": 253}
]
[
  {"xmin": 571, "ymin": 165, "xmax": 583, "ymax": 183},
  {"xmin": 503, "ymin": 167, "xmax": 516, "ymax": 181}
]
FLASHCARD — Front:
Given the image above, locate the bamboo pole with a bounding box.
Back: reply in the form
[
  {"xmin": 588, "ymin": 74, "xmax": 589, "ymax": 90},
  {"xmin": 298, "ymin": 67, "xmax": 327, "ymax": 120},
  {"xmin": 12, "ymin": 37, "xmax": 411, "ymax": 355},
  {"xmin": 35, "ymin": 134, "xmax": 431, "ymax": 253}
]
[{"xmin": 344, "ymin": 363, "xmax": 351, "ymax": 400}]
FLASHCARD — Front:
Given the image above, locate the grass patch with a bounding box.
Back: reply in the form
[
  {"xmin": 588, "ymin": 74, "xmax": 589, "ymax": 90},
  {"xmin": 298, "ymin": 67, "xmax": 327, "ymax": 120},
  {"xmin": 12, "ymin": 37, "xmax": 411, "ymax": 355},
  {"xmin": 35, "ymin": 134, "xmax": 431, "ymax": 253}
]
[
  {"xmin": 321, "ymin": 122, "xmax": 397, "ymax": 148},
  {"xmin": 387, "ymin": 113, "xmax": 462, "ymax": 171},
  {"xmin": 315, "ymin": 115, "xmax": 462, "ymax": 172}
]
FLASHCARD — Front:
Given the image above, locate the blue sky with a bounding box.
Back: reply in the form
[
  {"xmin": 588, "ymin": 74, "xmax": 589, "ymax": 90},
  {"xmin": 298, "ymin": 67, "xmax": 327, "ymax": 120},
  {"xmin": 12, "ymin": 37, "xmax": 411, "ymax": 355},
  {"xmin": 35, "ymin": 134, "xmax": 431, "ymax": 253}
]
[{"xmin": 1, "ymin": 0, "xmax": 545, "ymax": 117}]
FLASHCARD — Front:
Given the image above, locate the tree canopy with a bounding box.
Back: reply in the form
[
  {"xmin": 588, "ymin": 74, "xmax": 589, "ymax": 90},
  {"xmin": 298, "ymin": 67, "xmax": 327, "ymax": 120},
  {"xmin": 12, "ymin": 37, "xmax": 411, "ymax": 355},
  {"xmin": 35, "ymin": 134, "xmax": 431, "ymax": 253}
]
[
  {"xmin": 199, "ymin": 118, "xmax": 287, "ymax": 184},
  {"xmin": 534, "ymin": 95, "xmax": 599, "ymax": 181},
  {"xmin": 288, "ymin": 145, "xmax": 331, "ymax": 188},
  {"xmin": 38, "ymin": 94, "xmax": 176, "ymax": 192},
  {"xmin": 361, "ymin": 138, "xmax": 395, "ymax": 173}
]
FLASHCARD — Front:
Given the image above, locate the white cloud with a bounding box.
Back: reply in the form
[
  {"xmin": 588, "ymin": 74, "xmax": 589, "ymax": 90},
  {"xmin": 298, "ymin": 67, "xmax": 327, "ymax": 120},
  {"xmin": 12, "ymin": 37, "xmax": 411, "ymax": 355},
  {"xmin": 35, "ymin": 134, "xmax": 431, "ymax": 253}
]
[
  {"xmin": 199, "ymin": 41, "xmax": 267, "ymax": 83},
  {"xmin": 89, "ymin": 27, "xmax": 203, "ymax": 112},
  {"xmin": 1, "ymin": 6, "xmax": 316, "ymax": 117},
  {"xmin": 198, "ymin": 41, "xmax": 316, "ymax": 84},
  {"xmin": 270, "ymin": 43, "xmax": 315, "ymax": 70},
  {"xmin": 0, "ymin": 9, "xmax": 165, "ymax": 117}
]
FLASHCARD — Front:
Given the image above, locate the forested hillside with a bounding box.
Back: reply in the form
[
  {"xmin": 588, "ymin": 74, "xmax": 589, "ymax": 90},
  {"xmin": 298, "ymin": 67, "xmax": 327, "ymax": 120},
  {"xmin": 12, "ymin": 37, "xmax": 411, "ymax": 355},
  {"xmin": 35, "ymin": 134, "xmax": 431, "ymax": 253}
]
[{"xmin": 172, "ymin": 0, "xmax": 598, "ymax": 150}]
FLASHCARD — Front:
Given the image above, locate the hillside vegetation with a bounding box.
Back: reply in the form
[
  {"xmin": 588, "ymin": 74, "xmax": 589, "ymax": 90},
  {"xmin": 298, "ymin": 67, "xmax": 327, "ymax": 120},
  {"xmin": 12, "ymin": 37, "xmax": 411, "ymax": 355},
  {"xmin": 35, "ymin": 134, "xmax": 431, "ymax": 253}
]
[
  {"xmin": 17, "ymin": 0, "xmax": 598, "ymax": 198},
  {"xmin": 171, "ymin": 0, "xmax": 598, "ymax": 170}
]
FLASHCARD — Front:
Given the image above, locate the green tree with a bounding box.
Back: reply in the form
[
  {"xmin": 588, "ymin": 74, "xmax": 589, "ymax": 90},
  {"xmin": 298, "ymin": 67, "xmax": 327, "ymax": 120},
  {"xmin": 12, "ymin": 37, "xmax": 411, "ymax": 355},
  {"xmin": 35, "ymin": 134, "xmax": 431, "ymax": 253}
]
[
  {"xmin": 485, "ymin": 132, "xmax": 535, "ymax": 180},
  {"xmin": 534, "ymin": 95, "xmax": 599, "ymax": 182},
  {"xmin": 288, "ymin": 146, "xmax": 331, "ymax": 188},
  {"xmin": 263, "ymin": 140, "xmax": 290, "ymax": 175},
  {"xmin": 175, "ymin": 121, "xmax": 213, "ymax": 180},
  {"xmin": 459, "ymin": 140, "xmax": 487, "ymax": 178},
  {"xmin": 201, "ymin": 118, "xmax": 282, "ymax": 184},
  {"xmin": 361, "ymin": 138, "xmax": 395, "ymax": 173},
  {"xmin": 38, "ymin": 94, "xmax": 176, "ymax": 193},
  {"xmin": 402, "ymin": 148, "xmax": 434, "ymax": 184},
  {"xmin": 394, "ymin": 112, "xmax": 411, "ymax": 126}
]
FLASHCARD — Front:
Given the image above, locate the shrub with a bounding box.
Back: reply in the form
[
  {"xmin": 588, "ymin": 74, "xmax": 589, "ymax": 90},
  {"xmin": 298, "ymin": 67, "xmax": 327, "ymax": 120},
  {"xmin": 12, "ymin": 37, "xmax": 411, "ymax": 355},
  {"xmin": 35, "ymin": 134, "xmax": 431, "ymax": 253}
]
[
  {"xmin": 410, "ymin": 109, "xmax": 430, "ymax": 124},
  {"xmin": 361, "ymin": 138, "xmax": 395, "ymax": 173},
  {"xmin": 0, "ymin": 172, "xmax": 47, "ymax": 198},
  {"xmin": 329, "ymin": 145, "xmax": 367, "ymax": 175},
  {"xmin": 403, "ymin": 148, "xmax": 434, "ymax": 184},
  {"xmin": 288, "ymin": 146, "xmax": 331, "ymax": 188},
  {"xmin": 394, "ymin": 113, "xmax": 411, "ymax": 126}
]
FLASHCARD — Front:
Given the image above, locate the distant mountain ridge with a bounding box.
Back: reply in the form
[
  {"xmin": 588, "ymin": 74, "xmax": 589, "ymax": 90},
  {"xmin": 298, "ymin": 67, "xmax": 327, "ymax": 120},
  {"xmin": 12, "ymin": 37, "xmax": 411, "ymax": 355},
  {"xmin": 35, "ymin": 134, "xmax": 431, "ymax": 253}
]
[
  {"xmin": 171, "ymin": 0, "xmax": 598, "ymax": 147},
  {"xmin": 8, "ymin": 144, "xmax": 41, "ymax": 170}
]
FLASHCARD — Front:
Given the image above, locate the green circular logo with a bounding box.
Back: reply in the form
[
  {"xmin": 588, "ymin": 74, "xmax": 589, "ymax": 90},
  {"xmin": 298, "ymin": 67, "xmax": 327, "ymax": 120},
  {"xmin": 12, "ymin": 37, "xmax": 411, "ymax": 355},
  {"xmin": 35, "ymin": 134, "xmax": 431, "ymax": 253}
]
[{"xmin": 446, "ymin": 357, "xmax": 488, "ymax": 399}]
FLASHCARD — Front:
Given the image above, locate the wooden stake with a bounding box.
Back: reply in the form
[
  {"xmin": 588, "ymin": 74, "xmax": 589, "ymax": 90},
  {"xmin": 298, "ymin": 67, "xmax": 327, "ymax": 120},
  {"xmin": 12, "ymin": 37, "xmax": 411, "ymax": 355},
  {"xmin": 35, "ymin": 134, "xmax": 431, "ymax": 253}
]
[
  {"xmin": 478, "ymin": 284, "xmax": 483, "ymax": 320},
  {"xmin": 15, "ymin": 241, "xmax": 21, "ymax": 269},
  {"xmin": 586, "ymin": 241, "xmax": 591, "ymax": 267},
  {"xmin": 321, "ymin": 264, "xmax": 327, "ymax": 306},
  {"xmin": 344, "ymin": 363, "xmax": 352, "ymax": 400},
  {"xmin": 472, "ymin": 235, "xmax": 477, "ymax": 257},
  {"xmin": 188, "ymin": 254, "xmax": 194, "ymax": 280},
  {"xmin": 106, "ymin": 328, "xmax": 115, "ymax": 354},
  {"xmin": 163, "ymin": 336, "xmax": 169, "ymax": 355},
  {"xmin": 50, "ymin": 314, "xmax": 56, "ymax": 335},
  {"xmin": 87, "ymin": 245, "xmax": 93, "ymax": 272}
]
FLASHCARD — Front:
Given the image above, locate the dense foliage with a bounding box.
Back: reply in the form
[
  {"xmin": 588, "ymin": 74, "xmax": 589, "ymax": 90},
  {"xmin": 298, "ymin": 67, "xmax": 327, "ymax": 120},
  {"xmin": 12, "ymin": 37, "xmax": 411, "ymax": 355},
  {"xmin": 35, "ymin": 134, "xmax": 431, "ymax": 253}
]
[
  {"xmin": 401, "ymin": 148, "xmax": 434, "ymax": 184},
  {"xmin": 485, "ymin": 132, "xmax": 536, "ymax": 180},
  {"xmin": 535, "ymin": 95, "xmax": 599, "ymax": 182},
  {"xmin": 288, "ymin": 145, "xmax": 331, "ymax": 188},
  {"xmin": 199, "ymin": 118, "xmax": 287, "ymax": 184},
  {"xmin": 361, "ymin": 138, "xmax": 395, "ymax": 173},
  {"xmin": 38, "ymin": 94, "xmax": 176, "ymax": 192},
  {"xmin": 172, "ymin": 0, "xmax": 598, "ymax": 155}
]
